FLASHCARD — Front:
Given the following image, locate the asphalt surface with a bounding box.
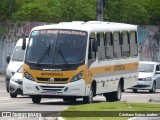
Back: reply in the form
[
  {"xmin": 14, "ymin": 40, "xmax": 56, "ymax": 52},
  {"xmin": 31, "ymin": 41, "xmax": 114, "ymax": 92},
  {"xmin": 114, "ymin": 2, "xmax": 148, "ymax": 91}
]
[{"xmin": 0, "ymin": 75, "xmax": 160, "ymax": 120}]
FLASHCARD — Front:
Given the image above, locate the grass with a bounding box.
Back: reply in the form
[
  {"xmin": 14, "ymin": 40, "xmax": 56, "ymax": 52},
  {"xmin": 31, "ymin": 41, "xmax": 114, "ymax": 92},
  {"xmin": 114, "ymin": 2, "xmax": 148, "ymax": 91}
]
[{"xmin": 60, "ymin": 102, "xmax": 160, "ymax": 120}]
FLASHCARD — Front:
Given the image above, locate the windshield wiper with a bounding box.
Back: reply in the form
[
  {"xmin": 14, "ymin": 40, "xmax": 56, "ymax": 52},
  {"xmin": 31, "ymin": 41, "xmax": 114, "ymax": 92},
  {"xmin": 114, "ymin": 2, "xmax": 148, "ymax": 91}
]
[
  {"xmin": 36, "ymin": 44, "xmax": 50, "ymax": 66},
  {"xmin": 58, "ymin": 49, "xmax": 69, "ymax": 65},
  {"xmin": 55, "ymin": 42, "xmax": 69, "ymax": 65}
]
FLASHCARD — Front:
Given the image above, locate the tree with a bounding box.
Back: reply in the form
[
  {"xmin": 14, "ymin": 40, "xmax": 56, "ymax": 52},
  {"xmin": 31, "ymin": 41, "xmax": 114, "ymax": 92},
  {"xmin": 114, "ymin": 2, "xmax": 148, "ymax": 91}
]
[
  {"xmin": 12, "ymin": 0, "xmax": 96, "ymax": 22},
  {"xmin": 106, "ymin": 0, "xmax": 150, "ymax": 25},
  {"xmin": 1, "ymin": 0, "xmax": 160, "ymax": 25},
  {"xmin": 0, "ymin": 0, "xmax": 17, "ymax": 20}
]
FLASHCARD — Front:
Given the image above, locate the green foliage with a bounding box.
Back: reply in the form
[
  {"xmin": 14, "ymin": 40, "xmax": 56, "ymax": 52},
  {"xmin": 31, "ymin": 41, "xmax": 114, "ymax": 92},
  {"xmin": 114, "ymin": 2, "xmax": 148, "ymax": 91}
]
[
  {"xmin": 12, "ymin": 0, "xmax": 96, "ymax": 22},
  {"xmin": 106, "ymin": 0, "xmax": 149, "ymax": 25},
  {"xmin": 0, "ymin": 0, "xmax": 17, "ymax": 20},
  {"xmin": 0, "ymin": 0, "xmax": 160, "ymax": 25}
]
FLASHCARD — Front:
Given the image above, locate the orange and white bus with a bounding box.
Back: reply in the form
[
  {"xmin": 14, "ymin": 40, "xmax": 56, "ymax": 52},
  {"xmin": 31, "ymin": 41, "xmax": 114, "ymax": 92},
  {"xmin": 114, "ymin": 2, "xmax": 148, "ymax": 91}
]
[{"xmin": 22, "ymin": 21, "xmax": 139, "ymax": 104}]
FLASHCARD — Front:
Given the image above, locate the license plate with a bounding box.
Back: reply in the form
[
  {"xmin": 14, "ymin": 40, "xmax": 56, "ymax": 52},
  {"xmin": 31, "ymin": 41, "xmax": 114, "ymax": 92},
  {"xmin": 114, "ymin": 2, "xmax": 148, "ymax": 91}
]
[{"xmin": 46, "ymin": 90, "xmax": 57, "ymax": 95}]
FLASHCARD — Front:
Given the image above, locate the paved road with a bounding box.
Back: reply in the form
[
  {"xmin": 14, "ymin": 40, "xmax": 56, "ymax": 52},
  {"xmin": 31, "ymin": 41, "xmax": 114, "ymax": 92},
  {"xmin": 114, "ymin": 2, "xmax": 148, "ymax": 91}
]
[{"xmin": 0, "ymin": 76, "xmax": 160, "ymax": 120}]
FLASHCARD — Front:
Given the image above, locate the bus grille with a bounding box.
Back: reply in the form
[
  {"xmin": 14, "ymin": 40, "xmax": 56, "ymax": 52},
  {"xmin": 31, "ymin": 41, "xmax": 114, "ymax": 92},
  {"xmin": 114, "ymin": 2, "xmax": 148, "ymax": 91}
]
[{"xmin": 36, "ymin": 78, "xmax": 68, "ymax": 82}]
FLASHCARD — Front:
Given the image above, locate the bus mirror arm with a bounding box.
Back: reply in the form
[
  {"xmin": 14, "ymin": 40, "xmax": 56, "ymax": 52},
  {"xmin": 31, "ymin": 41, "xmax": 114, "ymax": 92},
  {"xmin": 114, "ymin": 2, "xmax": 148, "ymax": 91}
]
[
  {"xmin": 6, "ymin": 55, "xmax": 11, "ymax": 64},
  {"xmin": 92, "ymin": 39, "xmax": 98, "ymax": 52},
  {"xmin": 22, "ymin": 38, "xmax": 26, "ymax": 50}
]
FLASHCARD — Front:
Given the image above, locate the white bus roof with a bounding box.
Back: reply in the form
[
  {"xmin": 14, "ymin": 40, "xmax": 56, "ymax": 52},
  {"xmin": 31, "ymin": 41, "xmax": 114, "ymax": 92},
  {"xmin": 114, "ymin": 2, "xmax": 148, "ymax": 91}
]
[{"xmin": 31, "ymin": 21, "xmax": 137, "ymax": 33}]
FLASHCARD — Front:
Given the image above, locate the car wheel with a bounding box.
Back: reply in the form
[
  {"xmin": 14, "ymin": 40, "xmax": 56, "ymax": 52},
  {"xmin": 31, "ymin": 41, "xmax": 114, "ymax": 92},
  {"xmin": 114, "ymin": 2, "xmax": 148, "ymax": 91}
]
[
  {"xmin": 6, "ymin": 87, "xmax": 9, "ymax": 93},
  {"xmin": 10, "ymin": 93, "xmax": 17, "ymax": 98},
  {"xmin": 149, "ymin": 81, "xmax": 156, "ymax": 93},
  {"xmin": 133, "ymin": 89, "xmax": 137, "ymax": 93}
]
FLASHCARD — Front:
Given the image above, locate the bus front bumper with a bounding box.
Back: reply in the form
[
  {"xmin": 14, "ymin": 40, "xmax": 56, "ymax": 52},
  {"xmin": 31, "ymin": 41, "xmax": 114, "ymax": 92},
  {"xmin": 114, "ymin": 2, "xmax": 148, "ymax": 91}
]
[{"xmin": 23, "ymin": 78, "xmax": 86, "ymax": 96}]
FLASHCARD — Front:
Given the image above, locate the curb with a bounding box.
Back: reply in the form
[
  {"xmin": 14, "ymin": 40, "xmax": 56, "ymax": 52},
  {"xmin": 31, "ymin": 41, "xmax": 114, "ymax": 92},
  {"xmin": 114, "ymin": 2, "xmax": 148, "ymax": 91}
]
[
  {"xmin": 128, "ymin": 117, "xmax": 160, "ymax": 120},
  {"xmin": 149, "ymin": 99, "xmax": 160, "ymax": 103},
  {"xmin": 42, "ymin": 117, "xmax": 64, "ymax": 120}
]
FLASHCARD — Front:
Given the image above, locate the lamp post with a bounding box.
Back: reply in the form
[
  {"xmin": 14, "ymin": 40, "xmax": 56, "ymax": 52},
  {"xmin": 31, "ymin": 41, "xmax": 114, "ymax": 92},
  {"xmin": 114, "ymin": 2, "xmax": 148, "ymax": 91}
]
[
  {"xmin": 96, "ymin": 0, "xmax": 108, "ymax": 21},
  {"xmin": 96, "ymin": 0, "xmax": 104, "ymax": 21}
]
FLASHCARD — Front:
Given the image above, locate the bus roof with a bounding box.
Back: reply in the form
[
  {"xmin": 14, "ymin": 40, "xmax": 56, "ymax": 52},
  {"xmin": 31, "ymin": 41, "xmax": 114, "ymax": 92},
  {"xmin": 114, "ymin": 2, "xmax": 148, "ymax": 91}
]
[{"xmin": 31, "ymin": 21, "xmax": 137, "ymax": 33}]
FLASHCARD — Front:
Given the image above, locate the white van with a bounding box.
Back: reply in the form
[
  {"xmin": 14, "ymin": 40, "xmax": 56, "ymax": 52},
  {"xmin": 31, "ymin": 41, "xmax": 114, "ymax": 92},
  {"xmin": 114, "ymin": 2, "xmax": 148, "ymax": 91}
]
[{"xmin": 5, "ymin": 38, "xmax": 28, "ymax": 93}]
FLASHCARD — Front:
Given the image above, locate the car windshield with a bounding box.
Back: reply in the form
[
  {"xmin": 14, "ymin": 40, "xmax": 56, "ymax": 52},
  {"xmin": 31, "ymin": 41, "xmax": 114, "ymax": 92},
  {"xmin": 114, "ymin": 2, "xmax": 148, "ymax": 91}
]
[
  {"xmin": 12, "ymin": 46, "xmax": 25, "ymax": 61},
  {"xmin": 25, "ymin": 29, "xmax": 88, "ymax": 65},
  {"xmin": 139, "ymin": 63, "xmax": 154, "ymax": 73}
]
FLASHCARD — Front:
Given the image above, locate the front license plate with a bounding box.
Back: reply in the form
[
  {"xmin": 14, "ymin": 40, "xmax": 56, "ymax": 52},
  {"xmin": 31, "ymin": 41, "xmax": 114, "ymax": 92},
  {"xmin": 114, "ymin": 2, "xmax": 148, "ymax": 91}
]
[{"xmin": 46, "ymin": 91, "xmax": 57, "ymax": 95}]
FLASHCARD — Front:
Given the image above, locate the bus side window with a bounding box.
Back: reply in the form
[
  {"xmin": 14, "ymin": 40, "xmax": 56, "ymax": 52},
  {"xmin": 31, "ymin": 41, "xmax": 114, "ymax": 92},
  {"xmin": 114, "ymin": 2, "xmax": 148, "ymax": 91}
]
[
  {"xmin": 97, "ymin": 32, "xmax": 105, "ymax": 61},
  {"xmin": 130, "ymin": 31, "xmax": 138, "ymax": 57},
  {"xmin": 113, "ymin": 32, "xmax": 121, "ymax": 59},
  {"xmin": 121, "ymin": 31, "xmax": 130, "ymax": 58},
  {"xmin": 105, "ymin": 32, "xmax": 113, "ymax": 59}
]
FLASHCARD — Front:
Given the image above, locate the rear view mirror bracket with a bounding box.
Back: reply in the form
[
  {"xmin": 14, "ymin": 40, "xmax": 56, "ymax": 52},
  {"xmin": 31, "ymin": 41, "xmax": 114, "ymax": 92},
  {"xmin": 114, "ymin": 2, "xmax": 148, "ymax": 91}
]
[
  {"xmin": 6, "ymin": 55, "xmax": 11, "ymax": 64},
  {"xmin": 22, "ymin": 38, "xmax": 26, "ymax": 50}
]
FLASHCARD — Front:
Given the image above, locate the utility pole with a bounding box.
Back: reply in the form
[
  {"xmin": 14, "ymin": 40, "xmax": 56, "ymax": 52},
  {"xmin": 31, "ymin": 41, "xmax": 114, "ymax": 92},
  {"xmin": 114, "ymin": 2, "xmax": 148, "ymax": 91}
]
[{"xmin": 96, "ymin": 0, "xmax": 104, "ymax": 21}]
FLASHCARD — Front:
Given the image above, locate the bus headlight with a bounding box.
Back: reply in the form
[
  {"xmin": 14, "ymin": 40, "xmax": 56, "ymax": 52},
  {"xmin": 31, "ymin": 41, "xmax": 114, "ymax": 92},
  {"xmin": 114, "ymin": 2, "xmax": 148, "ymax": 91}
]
[
  {"xmin": 24, "ymin": 70, "xmax": 34, "ymax": 81},
  {"xmin": 71, "ymin": 71, "xmax": 83, "ymax": 82}
]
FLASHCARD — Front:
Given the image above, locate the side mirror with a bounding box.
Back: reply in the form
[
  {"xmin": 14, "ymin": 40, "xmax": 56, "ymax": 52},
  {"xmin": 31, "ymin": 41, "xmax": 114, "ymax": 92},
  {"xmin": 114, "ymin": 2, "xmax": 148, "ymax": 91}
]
[
  {"xmin": 92, "ymin": 39, "xmax": 98, "ymax": 52},
  {"xmin": 6, "ymin": 55, "xmax": 11, "ymax": 64},
  {"xmin": 22, "ymin": 38, "xmax": 26, "ymax": 50}
]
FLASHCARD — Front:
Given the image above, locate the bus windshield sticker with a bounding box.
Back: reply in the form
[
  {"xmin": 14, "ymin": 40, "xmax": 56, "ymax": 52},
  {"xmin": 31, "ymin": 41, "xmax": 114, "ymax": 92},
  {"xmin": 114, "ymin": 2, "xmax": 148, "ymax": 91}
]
[
  {"xmin": 59, "ymin": 30, "xmax": 86, "ymax": 36},
  {"xmin": 40, "ymin": 30, "xmax": 58, "ymax": 35}
]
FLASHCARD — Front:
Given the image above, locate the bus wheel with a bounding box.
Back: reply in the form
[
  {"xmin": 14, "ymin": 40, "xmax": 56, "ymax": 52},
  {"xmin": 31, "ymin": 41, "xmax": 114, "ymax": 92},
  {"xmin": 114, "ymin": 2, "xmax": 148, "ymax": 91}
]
[
  {"xmin": 105, "ymin": 82, "xmax": 122, "ymax": 101},
  {"xmin": 31, "ymin": 95, "xmax": 41, "ymax": 104},
  {"xmin": 83, "ymin": 86, "xmax": 93, "ymax": 104},
  {"xmin": 69, "ymin": 97, "xmax": 77, "ymax": 103},
  {"xmin": 63, "ymin": 97, "xmax": 70, "ymax": 102}
]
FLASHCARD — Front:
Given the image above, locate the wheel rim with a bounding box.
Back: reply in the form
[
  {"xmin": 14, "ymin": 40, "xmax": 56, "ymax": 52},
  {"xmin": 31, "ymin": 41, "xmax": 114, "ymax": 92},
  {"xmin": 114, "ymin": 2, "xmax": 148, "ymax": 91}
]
[
  {"xmin": 152, "ymin": 82, "xmax": 156, "ymax": 92},
  {"xmin": 117, "ymin": 85, "xmax": 121, "ymax": 100},
  {"xmin": 89, "ymin": 88, "xmax": 93, "ymax": 103}
]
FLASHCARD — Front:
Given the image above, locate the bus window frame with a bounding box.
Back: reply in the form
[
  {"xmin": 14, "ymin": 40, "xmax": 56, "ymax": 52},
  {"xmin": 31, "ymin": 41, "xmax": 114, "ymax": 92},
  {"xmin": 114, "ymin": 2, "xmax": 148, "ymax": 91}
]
[
  {"xmin": 121, "ymin": 31, "xmax": 130, "ymax": 58},
  {"xmin": 130, "ymin": 31, "xmax": 138, "ymax": 57},
  {"xmin": 113, "ymin": 31, "xmax": 121, "ymax": 59}
]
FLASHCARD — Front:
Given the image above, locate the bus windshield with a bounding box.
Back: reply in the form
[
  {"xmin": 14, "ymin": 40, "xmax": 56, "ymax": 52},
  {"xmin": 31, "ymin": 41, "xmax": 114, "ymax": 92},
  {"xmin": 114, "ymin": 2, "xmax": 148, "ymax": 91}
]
[{"xmin": 25, "ymin": 29, "xmax": 88, "ymax": 65}]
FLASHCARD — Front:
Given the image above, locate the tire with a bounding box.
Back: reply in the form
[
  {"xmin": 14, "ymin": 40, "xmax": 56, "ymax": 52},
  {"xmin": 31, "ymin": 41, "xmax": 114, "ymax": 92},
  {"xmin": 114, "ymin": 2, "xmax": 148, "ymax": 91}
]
[
  {"xmin": 133, "ymin": 89, "xmax": 138, "ymax": 93},
  {"xmin": 63, "ymin": 97, "xmax": 70, "ymax": 102},
  {"xmin": 105, "ymin": 82, "xmax": 122, "ymax": 101},
  {"xmin": 69, "ymin": 97, "xmax": 77, "ymax": 103},
  {"xmin": 31, "ymin": 95, "xmax": 41, "ymax": 104},
  {"xmin": 10, "ymin": 93, "xmax": 17, "ymax": 98},
  {"xmin": 149, "ymin": 81, "xmax": 156, "ymax": 93},
  {"xmin": 83, "ymin": 86, "xmax": 93, "ymax": 104},
  {"xmin": 6, "ymin": 87, "xmax": 9, "ymax": 93}
]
